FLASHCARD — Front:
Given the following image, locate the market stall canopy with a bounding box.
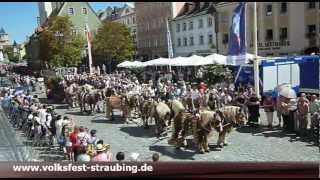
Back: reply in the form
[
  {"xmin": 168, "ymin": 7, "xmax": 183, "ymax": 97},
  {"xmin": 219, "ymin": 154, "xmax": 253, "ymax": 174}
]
[
  {"xmin": 117, "ymin": 60, "xmax": 145, "ymax": 68},
  {"xmin": 143, "ymin": 57, "xmax": 172, "ymax": 67},
  {"xmin": 227, "ymin": 53, "xmax": 264, "ymax": 66},
  {"xmin": 117, "ymin": 61, "xmax": 131, "ymax": 68},
  {"xmin": 203, "ymin": 53, "xmax": 227, "ymax": 65},
  {"xmin": 171, "ymin": 55, "xmax": 206, "ymax": 66}
]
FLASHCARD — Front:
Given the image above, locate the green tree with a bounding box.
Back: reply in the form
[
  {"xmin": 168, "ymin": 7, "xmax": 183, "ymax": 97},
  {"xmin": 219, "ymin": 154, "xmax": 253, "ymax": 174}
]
[
  {"xmin": 203, "ymin": 64, "xmax": 233, "ymax": 85},
  {"xmin": 3, "ymin": 46, "xmax": 19, "ymax": 63},
  {"xmin": 92, "ymin": 22, "xmax": 134, "ymax": 64},
  {"xmin": 39, "ymin": 16, "xmax": 85, "ymax": 68}
]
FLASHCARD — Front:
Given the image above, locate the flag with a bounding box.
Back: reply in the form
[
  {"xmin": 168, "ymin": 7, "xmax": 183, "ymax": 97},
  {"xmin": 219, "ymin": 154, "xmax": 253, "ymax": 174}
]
[
  {"xmin": 166, "ymin": 19, "xmax": 174, "ymax": 59},
  {"xmin": 86, "ymin": 24, "xmax": 93, "ymax": 45},
  {"xmin": 227, "ymin": 2, "xmax": 247, "ymax": 65}
]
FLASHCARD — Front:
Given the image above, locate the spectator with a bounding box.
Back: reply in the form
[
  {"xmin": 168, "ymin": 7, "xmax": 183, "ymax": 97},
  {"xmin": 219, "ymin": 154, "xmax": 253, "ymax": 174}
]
[
  {"xmin": 96, "ymin": 139, "xmax": 104, "ymax": 145},
  {"xmin": 247, "ymin": 93, "xmax": 260, "ymax": 127},
  {"xmin": 116, "ymin": 152, "xmax": 125, "ymax": 162},
  {"xmin": 288, "ymin": 98, "xmax": 297, "ymax": 133},
  {"xmin": 69, "ymin": 126, "xmax": 79, "ymax": 145},
  {"xmin": 76, "ymin": 126, "xmax": 90, "ymax": 146},
  {"xmin": 297, "ymin": 93, "xmax": 310, "ymax": 137},
  {"xmin": 152, "ymin": 153, "xmax": 160, "ymax": 162},
  {"xmin": 310, "ymin": 95, "xmax": 320, "ymax": 116},
  {"xmin": 91, "ymin": 144, "xmax": 112, "ymax": 162},
  {"xmin": 263, "ymin": 93, "xmax": 275, "ymax": 129},
  {"xmin": 87, "ymin": 129, "xmax": 99, "ymax": 145},
  {"xmin": 76, "ymin": 146, "xmax": 91, "ymax": 162}
]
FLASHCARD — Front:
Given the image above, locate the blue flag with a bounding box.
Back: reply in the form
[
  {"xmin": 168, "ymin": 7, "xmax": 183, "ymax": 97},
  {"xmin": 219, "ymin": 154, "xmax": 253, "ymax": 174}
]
[{"xmin": 228, "ymin": 2, "xmax": 246, "ymax": 56}]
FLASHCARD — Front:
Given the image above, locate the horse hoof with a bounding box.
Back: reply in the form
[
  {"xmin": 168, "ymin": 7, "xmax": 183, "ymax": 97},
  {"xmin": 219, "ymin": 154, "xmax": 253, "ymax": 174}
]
[
  {"xmin": 217, "ymin": 145, "xmax": 223, "ymax": 148},
  {"xmin": 199, "ymin": 150, "xmax": 205, "ymax": 154},
  {"xmin": 223, "ymin": 143, "xmax": 229, "ymax": 146},
  {"xmin": 205, "ymin": 149, "xmax": 210, "ymax": 153}
]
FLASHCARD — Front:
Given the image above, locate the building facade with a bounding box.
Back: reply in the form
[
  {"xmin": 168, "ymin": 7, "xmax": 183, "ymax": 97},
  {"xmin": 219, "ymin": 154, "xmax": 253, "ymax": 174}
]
[
  {"xmin": 98, "ymin": 3, "xmax": 137, "ymax": 55},
  {"xmin": 135, "ymin": 2, "xmax": 186, "ymax": 61},
  {"xmin": 216, "ymin": 2, "xmax": 320, "ymax": 57},
  {"xmin": 171, "ymin": 2, "xmax": 217, "ymax": 57},
  {"xmin": 27, "ymin": 2, "xmax": 102, "ymax": 70},
  {"xmin": 0, "ymin": 27, "xmax": 12, "ymax": 47}
]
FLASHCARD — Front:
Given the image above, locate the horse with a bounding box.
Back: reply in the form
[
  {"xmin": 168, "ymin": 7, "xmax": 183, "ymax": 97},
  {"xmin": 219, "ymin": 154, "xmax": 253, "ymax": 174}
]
[
  {"xmin": 80, "ymin": 88, "xmax": 104, "ymax": 114},
  {"xmin": 214, "ymin": 105, "xmax": 247, "ymax": 148},
  {"xmin": 168, "ymin": 109, "xmax": 223, "ymax": 153},
  {"xmin": 64, "ymin": 83, "xmax": 79, "ymax": 108}
]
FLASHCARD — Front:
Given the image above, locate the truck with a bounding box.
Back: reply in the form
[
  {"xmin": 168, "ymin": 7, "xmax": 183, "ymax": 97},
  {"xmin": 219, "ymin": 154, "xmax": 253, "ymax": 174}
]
[{"xmin": 234, "ymin": 55, "xmax": 320, "ymax": 97}]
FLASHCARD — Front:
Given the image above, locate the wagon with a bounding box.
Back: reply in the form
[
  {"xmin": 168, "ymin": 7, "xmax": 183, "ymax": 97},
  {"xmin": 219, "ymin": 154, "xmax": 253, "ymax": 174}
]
[{"xmin": 105, "ymin": 95, "xmax": 129, "ymax": 120}]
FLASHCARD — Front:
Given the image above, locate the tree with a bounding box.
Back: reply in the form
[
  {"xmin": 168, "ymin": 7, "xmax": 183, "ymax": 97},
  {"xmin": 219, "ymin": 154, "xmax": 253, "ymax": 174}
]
[
  {"xmin": 203, "ymin": 64, "xmax": 233, "ymax": 85},
  {"xmin": 92, "ymin": 22, "xmax": 134, "ymax": 65},
  {"xmin": 39, "ymin": 16, "xmax": 85, "ymax": 68},
  {"xmin": 3, "ymin": 46, "xmax": 19, "ymax": 63}
]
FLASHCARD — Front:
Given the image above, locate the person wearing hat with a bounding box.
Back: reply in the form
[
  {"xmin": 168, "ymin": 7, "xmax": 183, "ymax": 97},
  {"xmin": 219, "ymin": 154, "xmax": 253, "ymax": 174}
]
[
  {"xmin": 263, "ymin": 92, "xmax": 275, "ymax": 129},
  {"xmin": 91, "ymin": 144, "xmax": 112, "ymax": 162}
]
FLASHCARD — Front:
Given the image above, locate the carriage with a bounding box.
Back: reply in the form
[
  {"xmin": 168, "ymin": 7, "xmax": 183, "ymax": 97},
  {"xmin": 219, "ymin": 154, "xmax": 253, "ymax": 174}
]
[{"xmin": 105, "ymin": 95, "xmax": 129, "ymax": 120}]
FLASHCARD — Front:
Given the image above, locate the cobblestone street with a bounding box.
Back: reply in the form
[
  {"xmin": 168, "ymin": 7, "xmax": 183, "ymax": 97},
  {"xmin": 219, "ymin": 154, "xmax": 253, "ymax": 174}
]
[{"xmin": 1, "ymin": 81, "xmax": 319, "ymax": 162}]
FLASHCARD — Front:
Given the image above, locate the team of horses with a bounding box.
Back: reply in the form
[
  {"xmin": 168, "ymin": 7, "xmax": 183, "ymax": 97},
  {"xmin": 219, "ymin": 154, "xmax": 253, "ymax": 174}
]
[{"xmin": 62, "ymin": 81, "xmax": 247, "ymax": 154}]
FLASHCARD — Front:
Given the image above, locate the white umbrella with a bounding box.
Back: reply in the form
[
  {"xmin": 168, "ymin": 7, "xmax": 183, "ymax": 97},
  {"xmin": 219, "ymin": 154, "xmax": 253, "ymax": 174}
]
[
  {"xmin": 204, "ymin": 53, "xmax": 227, "ymax": 65},
  {"xmin": 117, "ymin": 61, "xmax": 131, "ymax": 68},
  {"xmin": 227, "ymin": 53, "xmax": 264, "ymax": 66},
  {"xmin": 143, "ymin": 57, "xmax": 171, "ymax": 67},
  {"xmin": 278, "ymin": 87, "xmax": 297, "ymax": 99}
]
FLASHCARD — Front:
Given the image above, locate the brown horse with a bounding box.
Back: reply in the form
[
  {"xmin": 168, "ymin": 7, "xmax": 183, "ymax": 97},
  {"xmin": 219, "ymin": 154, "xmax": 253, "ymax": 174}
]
[{"xmin": 168, "ymin": 110, "xmax": 223, "ymax": 153}]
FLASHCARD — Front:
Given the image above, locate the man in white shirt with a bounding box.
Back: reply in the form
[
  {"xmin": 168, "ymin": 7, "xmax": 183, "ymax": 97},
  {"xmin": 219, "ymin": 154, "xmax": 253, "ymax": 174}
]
[
  {"xmin": 38, "ymin": 105, "xmax": 47, "ymax": 126},
  {"xmin": 55, "ymin": 115, "xmax": 70, "ymax": 142},
  {"xmin": 76, "ymin": 126, "xmax": 90, "ymax": 146}
]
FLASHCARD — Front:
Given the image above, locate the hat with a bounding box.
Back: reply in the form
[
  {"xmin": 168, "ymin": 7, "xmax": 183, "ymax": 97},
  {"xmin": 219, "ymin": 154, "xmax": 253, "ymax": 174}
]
[{"xmin": 95, "ymin": 144, "xmax": 107, "ymax": 152}]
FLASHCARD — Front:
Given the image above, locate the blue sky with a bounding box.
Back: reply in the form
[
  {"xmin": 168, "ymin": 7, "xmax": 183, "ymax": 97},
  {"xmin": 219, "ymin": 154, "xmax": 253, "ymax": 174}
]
[{"xmin": 0, "ymin": 2, "xmax": 129, "ymax": 44}]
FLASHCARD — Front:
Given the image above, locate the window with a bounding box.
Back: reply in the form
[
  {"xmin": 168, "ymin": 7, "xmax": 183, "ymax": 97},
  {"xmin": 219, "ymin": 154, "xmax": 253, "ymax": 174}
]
[
  {"xmin": 183, "ymin": 22, "xmax": 186, "ymax": 31},
  {"xmin": 198, "ymin": 19, "xmax": 203, "ymax": 29},
  {"xmin": 82, "ymin": 8, "xmax": 87, "ymax": 14},
  {"xmin": 127, "ymin": 18, "xmax": 130, "ymax": 25},
  {"xmin": 222, "ymin": 34, "xmax": 228, "ymax": 44},
  {"xmin": 199, "ymin": 35, "xmax": 204, "ymax": 45},
  {"xmin": 189, "ymin": 21, "xmax": 193, "ymax": 30},
  {"xmin": 155, "ymin": 39, "xmax": 158, "ymax": 47},
  {"xmin": 208, "ymin": 17, "xmax": 213, "ymax": 27},
  {"xmin": 176, "ymin": 23, "xmax": 180, "ymax": 32},
  {"xmin": 189, "ymin": 36, "xmax": 194, "ymax": 46},
  {"xmin": 71, "ymin": 30, "xmax": 77, "ymax": 36},
  {"xmin": 307, "ymin": 24, "xmax": 316, "ymax": 33},
  {"xmin": 266, "ymin": 53, "xmax": 274, "ymax": 56},
  {"xmin": 279, "ymin": 27, "xmax": 288, "ymax": 40},
  {"xmin": 266, "ymin": 4, "xmax": 272, "ymax": 16},
  {"xmin": 266, "ymin": 29, "xmax": 273, "ymax": 41},
  {"xmin": 306, "ymin": 24, "xmax": 316, "ymax": 38},
  {"xmin": 68, "ymin": 8, "xmax": 74, "ymax": 15},
  {"xmin": 183, "ymin": 37, "xmax": 187, "ymax": 46},
  {"xmin": 308, "ymin": 2, "xmax": 315, "ymax": 9},
  {"xmin": 208, "ymin": 34, "xmax": 213, "ymax": 44},
  {"xmin": 177, "ymin": 38, "xmax": 181, "ymax": 47},
  {"xmin": 280, "ymin": 2, "xmax": 287, "ymax": 13},
  {"xmin": 132, "ymin": 17, "xmax": 135, "ymax": 24},
  {"xmin": 148, "ymin": 40, "xmax": 151, "ymax": 47}
]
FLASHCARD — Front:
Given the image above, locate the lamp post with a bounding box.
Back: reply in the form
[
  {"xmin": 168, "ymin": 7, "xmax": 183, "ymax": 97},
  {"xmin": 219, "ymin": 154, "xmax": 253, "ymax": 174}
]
[{"xmin": 253, "ymin": 2, "xmax": 260, "ymax": 99}]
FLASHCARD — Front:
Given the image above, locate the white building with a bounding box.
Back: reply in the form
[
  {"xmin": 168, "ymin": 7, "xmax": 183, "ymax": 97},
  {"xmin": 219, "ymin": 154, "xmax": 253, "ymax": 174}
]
[
  {"xmin": 171, "ymin": 2, "xmax": 217, "ymax": 57},
  {"xmin": 216, "ymin": 2, "xmax": 320, "ymax": 56},
  {"xmin": 98, "ymin": 3, "xmax": 137, "ymax": 45}
]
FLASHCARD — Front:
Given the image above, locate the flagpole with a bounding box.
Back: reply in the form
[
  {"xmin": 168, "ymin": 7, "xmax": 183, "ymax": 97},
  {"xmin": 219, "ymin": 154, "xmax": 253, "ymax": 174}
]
[
  {"xmin": 253, "ymin": 2, "xmax": 260, "ymax": 98},
  {"xmin": 86, "ymin": 23, "xmax": 93, "ymax": 75},
  {"xmin": 167, "ymin": 18, "xmax": 172, "ymax": 73}
]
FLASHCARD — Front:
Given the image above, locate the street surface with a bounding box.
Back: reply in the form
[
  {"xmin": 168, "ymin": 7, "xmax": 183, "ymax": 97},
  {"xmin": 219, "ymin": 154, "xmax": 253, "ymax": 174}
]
[{"xmin": 0, "ymin": 78, "xmax": 319, "ymax": 162}]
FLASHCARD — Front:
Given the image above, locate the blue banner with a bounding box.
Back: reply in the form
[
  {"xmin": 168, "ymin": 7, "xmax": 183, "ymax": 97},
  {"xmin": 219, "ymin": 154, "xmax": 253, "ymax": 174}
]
[{"xmin": 228, "ymin": 2, "xmax": 246, "ymax": 56}]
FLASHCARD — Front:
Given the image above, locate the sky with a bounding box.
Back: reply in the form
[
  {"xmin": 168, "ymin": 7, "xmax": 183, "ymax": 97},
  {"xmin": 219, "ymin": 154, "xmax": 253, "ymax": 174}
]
[{"xmin": 0, "ymin": 2, "xmax": 130, "ymax": 44}]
